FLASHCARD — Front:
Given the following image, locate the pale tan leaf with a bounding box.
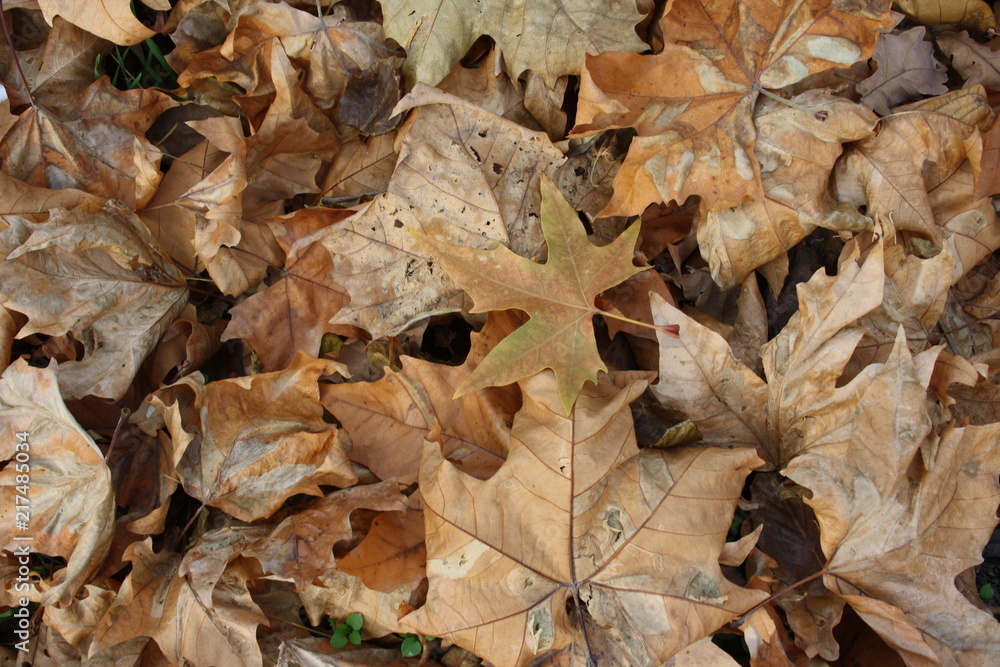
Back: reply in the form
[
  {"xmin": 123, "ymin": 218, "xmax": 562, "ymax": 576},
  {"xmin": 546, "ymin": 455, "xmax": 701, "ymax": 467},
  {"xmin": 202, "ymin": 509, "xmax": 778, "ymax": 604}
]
[
  {"xmin": 36, "ymin": 0, "xmax": 154, "ymax": 45},
  {"xmin": 785, "ymin": 333, "xmax": 1000, "ymax": 663},
  {"xmin": 381, "ymin": 0, "xmax": 647, "ymax": 87},
  {"xmin": 834, "ymin": 87, "xmax": 993, "ymax": 252},
  {"xmin": 308, "ymin": 85, "xmax": 565, "ymax": 338},
  {"xmin": 654, "ymin": 242, "xmax": 886, "ymax": 469},
  {"xmin": 0, "ymin": 203, "xmax": 188, "ymax": 400},
  {"xmin": 0, "ymin": 360, "xmax": 114, "ymax": 607},
  {"xmin": 937, "ymin": 31, "xmax": 1000, "ymax": 89},
  {"xmin": 895, "ymin": 0, "xmax": 995, "ymax": 31}
]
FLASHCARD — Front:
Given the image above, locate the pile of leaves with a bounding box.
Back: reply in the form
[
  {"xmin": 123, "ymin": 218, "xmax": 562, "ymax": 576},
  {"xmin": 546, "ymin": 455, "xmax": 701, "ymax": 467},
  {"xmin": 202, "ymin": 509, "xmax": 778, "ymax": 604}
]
[{"xmin": 1, "ymin": 0, "xmax": 1000, "ymax": 665}]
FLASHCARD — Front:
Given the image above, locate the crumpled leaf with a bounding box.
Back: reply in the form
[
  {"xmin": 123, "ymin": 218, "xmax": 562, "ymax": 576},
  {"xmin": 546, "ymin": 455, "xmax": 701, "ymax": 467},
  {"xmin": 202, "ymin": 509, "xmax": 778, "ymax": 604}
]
[
  {"xmin": 90, "ymin": 539, "xmax": 266, "ymax": 665},
  {"xmin": 937, "ymin": 31, "xmax": 1000, "ymax": 90},
  {"xmin": 150, "ymin": 351, "xmax": 356, "ymax": 521},
  {"xmin": 834, "ymin": 86, "xmax": 993, "ymax": 253},
  {"xmin": 1, "ymin": 19, "xmax": 173, "ymax": 208},
  {"xmin": 784, "ymin": 334, "xmax": 1000, "ymax": 664},
  {"xmin": 338, "ymin": 509, "xmax": 427, "ymax": 594},
  {"xmin": 321, "ymin": 311, "xmax": 522, "ymax": 484},
  {"xmin": 180, "ymin": 480, "xmax": 407, "ymax": 595},
  {"xmin": 403, "ymin": 372, "xmax": 766, "ymax": 666},
  {"xmin": 222, "ymin": 241, "xmax": 350, "ymax": 371},
  {"xmin": 652, "ymin": 241, "xmax": 886, "ymax": 469},
  {"xmin": 415, "ymin": 175, "xmax": 647, "ymax": 414},
  {"xmin": 177, "ymin": 2, "xmax": 403, "ymax": 132},
  {"xmin": 574, "ymin": 0, "xmax": 892, "ymax": 216},
  {"xmin": 699, "ymin": 90, "xmax": 877, "ymax": 288},
  {"xmin": 36, "ymin": 0, "xmax": 155, "ymax": 45},
  {"xmin": 857, "ymin": 27, "xmax": 949, "ymax": 115},
  {"xmin": 381, "ymin": 0, "xmax": 648, "ymax": 87},
  {"xmin": 306, "ymin": 85, "xmax": 565, "ymax": 338},
  {"xmin": 0, "ymin": 203, "xmax": 188, "ymax": 400},
  {"xmin": 0, "ymin": 359, "xmax": 114, "ymax": 607}
]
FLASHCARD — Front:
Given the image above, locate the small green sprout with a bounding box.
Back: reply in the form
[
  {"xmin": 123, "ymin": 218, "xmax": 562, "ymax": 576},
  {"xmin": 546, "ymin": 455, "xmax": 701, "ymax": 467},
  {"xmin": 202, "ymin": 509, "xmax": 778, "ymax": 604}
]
[{"xmin": 329, "ymin": 612, "xmax": 364, "ymax": 648}]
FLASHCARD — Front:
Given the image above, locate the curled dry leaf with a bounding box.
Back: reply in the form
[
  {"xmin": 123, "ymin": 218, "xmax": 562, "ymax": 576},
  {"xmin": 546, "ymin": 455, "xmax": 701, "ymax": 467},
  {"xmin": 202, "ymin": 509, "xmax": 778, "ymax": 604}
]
[
  {"xmin": 321, "ymin": 311, "xmax": 522, "ymax": 484},
  {"xmin": 150, "ymin": 351, "xmax": 356, "ymax": 522},
  {"xmin": 381, "ymin": 0, "xmax": 648, "ymax": 87},
  {"xmin": 937, "ymin": 31, "xmax": 1000, "ymax": 90},
  {"xmin": 1, "ymin": 19, "xmax": 174, "ymax": 209},
  {"xmin": 91, "ymin": 539, "xmax": 266, "ymax": 665},
  {"xmin": 0, "ymin": 203, "xmax": 188, "ymax": 400},
  {"xmin": 699, "ymin": 90, "xmax": 877, "ymax": 289},
  {"xmin": 785, "ymin": 334, "xmax": 1000, "ymax": 664},
  {"xmin": 0, "ymin": 359, "xmax": 114, "ymax": 607},
  {"xmin": 575, "ymin": 0, "xmax": 892, "ymax": 216},
  {"xmin": 415, "ymin": 175, "xmax": 647, "ymax": 414},
  {"xmin": 403, "ymin": 372, "xmax": 766, "ymax": 667},
  {"xmin": 652, "ymin": 241, "xmax": 885, "ymax": 469},
  {"xmin": 834, "ymin": 87, "xmax": 994, "ymax": 254},
  {"xmin": 180, "ymin": 480, "xmax": 408, "ymax": 595}
]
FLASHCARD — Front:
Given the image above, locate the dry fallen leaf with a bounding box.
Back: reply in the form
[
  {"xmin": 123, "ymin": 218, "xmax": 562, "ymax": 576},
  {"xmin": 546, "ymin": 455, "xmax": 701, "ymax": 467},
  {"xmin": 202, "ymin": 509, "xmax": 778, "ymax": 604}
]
[
  {"xmin": 0, "ymin": 359, "xmax": 114, "ymax": 607},
  {"xmin": 381, "ymin": 0, "xmax": 648, "ymax": 87},
  {"xmin": 938, "ymin": 31, "xmax": 1000, "ymax": 90},
  {"xmin": 403, "ymin": 371, "xmax": 766, "ymax": 666},
  {"xmin": 307, "ymin": 85, "xmax": 565, "ymax": 338},
  {"xmin": 652, "ymin": 241, "xmax": 885, "ymax": 469},
  {"xmin": 91, "ymin": 539, "xmax": 266, "ymax": 665},
  {"xmin": 0, "ymin": 203, "xmax": 188, "ymax": 400},
  {"xmin": 699, "ymin": 90, "xmax": 877, "ymax": 289},
  {"xmin": 857, "ymin": 27, "xmax": 949, "ymax": 115},
  {"xmin": 574, "ymin": 0, "xmax": 893, "ymax": 216},
  {"xmin": 415, "ymin": 175, "xmax": 647, "ymax": 414},
  {"xmin": 150, "ymin": 351, "xmax": 356, "ymax": 521},
  {"xmin": 36, "ymin": 0, "xmax": 155, "ymax": 45},
  {"xmin": 785, "ymin": 335, "xmax": 1000, "ymax": 664}
]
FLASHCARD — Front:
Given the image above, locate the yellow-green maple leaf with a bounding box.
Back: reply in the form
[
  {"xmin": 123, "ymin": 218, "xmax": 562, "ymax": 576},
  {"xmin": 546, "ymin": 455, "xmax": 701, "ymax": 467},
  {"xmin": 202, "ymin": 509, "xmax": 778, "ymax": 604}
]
[{"xmin": 413, "ymin": 176, "xmax": 648, "ymax": 414}]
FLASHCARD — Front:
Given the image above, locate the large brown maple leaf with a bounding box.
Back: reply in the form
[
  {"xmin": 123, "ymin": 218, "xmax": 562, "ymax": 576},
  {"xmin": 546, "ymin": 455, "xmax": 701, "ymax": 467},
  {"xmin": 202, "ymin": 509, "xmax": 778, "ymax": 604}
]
[{"xmin": 403, "ymin": 372, "xmax": 766, "ymax": 666}]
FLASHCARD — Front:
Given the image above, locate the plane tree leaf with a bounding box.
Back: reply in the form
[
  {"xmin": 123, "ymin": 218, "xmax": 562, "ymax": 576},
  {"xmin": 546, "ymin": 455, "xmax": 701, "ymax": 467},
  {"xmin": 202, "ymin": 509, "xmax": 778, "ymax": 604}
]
[
  {"xmin": 149, "ymin": 351, "xmax": 357, "ymax": 522},
  {"xmin": 402, "ymin": 371, "xmax": 766, "ymax": 667},
  {"xmin": 574, "ymin": 0, "xmax": 892, "ymax": 217},
  {"xmin": 699, "ymin": 90, "xmax": 877, "ymax": 289},
  {"xmin": 652, "ymin": 242, "xmax": 886, "ymax": 469},
  {"xmin": 36, "ymin": 0, "xmax": 155, "ymax": 45},
  {"xmin": 834, "ymin": 87, "xmax": 993, "ymax": 253},
  {"xmin": 784, "ymin": 335, "xmax": 1000, "ymax": 664},
  {"xmin": 307, "ymin": 85, "xmax": 566, "ymax": 339},
  {"xmin": 414, "ymin": 175, "xmax": 647, "ymax": 415},
  {"xmin": 0, "ymin": 203, "xmax": 188, "ymax": 400},
  {"xmin": 381, "ymin": 0, "xmax": 648, "ymax": 87},
  {"xmin": 0, "ymin": 359, "xmax": 114, "ymax": 607},
  {"xmin": 90, "ymin": 540, "xmax": 266, "ymax": 665}
]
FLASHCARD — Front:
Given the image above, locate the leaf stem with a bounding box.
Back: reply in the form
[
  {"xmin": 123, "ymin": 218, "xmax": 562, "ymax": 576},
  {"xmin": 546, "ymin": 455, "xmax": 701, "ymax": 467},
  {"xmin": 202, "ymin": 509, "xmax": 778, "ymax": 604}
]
[
  {"xmin": 756, "ymin": 86, "xmax": 822, "ymax": 116},
  {"xmin": 598, "ymin": 309, "xmax": 680, "ymax": 338},
  {"xmin": 104, "ymin": 408, "xmax": 131, "ymax": 462},
  {"xmin": 731, "ymin": 567, "xmax": 829, "ymax": 627}
]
